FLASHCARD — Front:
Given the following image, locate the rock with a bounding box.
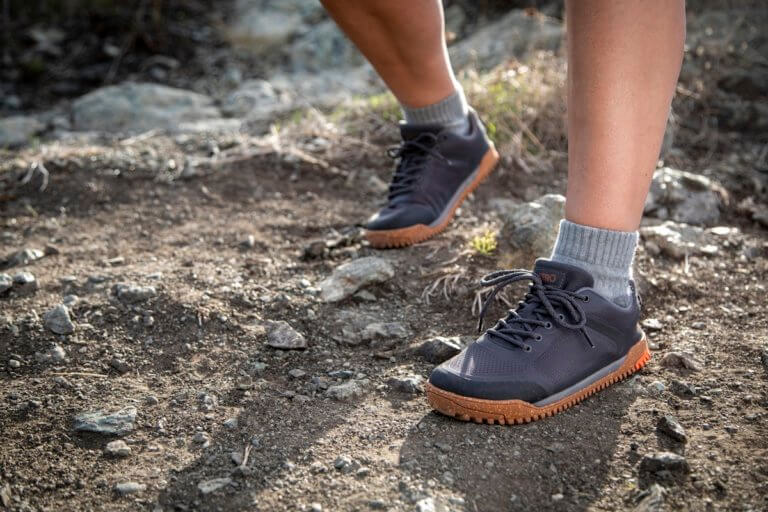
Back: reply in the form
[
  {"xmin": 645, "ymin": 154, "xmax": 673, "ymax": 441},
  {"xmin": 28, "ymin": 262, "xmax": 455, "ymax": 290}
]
[
  {"xmin": 633, "ymin": 484, "xmax": 666, "ymax": 512},
  {"xmin": 669, "ymin": 380, "xmax": 696, "ymax": 398},
  {"xmin": 192, "ymin": 432, "xmax": 210, "ymax": 444},
  {"xmin": 417, "ymin": 336, "xmax": 464, "ymax": 364},
  {"xmin": 224, "ymin": 0, "xmax": 319, "ymax": 51},
  {"xmin": 360, "ymin": 322, "xmax": 409, "ymax": 348},
  {"xmin": 43, "ymin": 304, "xmax": 75, "ymax": 335},
  {"xmin": 114, "ymin": 283, "xmax": 156, "ymax": 304},
  {"xmin": 73, "ymin": 407, "xmax": 137, "ymax": 436},
  {"xmin": 647, "ymin": 380, "xmax": 666, "ymax": 396},
  {"xmin": 266, "ymin": 320, "xmax": 307, "ymax": 349},
  {"xmin": 109, "ymin": 358, "xmax": 131, "ymax": 375},
  {"xmin": 333, "ymin": 455, "xmax": 359, "ymax": 474},
  {"xmin": 500, "ymin": 194, "xmax": 565, "ymax": 267},
  {"xmin": 35, "ymin": 343, "xmax": 67, "ymax": 364},
  {"xmin": 197, "ymin": 477, "xmax": 232, "ymax": 494},
  {"xmin": 290, "ymin": 19, "xmax": 365, "ymax": 72},
  {"xmin": 319, "ymin": 257, "xmax": 395, "ymax": 303},
  {"xmin": 640, "ymin": 221, "xmax": 719, "ymax": 259},
  {"xmin": 450, "ymin": 10, "xmax": 563, "ymax": 70},
  {"xmin": 221, "ymin": 79, "xmax": 293, "ymax": 124},
  {"xmin": 644, "ymin": 168, "xmax": 728, "ymax": 226},
  {"xmin": 657, "ymin": 415, "xmax": 687, "ymax": 443},
  {"xmin": 326, "ymin": 381, "xmax": 364, "ymax": 402},
  {"xmin": 114, "ymin": 482, "xmax": 145, "ymax": 495},
  {"xmin": 641, "ymin": 318, "xmax": 663, "ymax": 332},
  {"xmin": 8, "ymin": 359, "xmax": 21, "ymax": 369},
  {"xmin": 223, "ymin": 417, "xmax": 238, "ymax": 429},
  {"xmin": 760, "ymin": 346, "xmax": 768, "ymax": 376},
  {"xmin": 415, "ymin": 497, "xmax": 437, "ymax": 512},
  {"xmin": 639, "ymin": 452, "xmax": 690, "ymax": 475},
  {"xmin": 104, "ymin": 440, "xmax": 132, "ymax": 457},
  {"xmin": 387, "ymin": 375, "xmax": 424, "ymax": 394},
  {"xmin": 660, "ymin": 351, "xmax": 703, "ymax": 372},
  {"xmin": 0, "ymin": 116, "xmax": 44, "ymax": 148},
  {"xmin": 3, "ymin": 248, "xmax": 44, "ymax": 268},
  {"xmin": 12, "ymin": 272, "xmax": 38, "ymax": 294},
  {"xmin": 690, "ymin": 321, "xmax": 706, "ymax": 330},
  {"xmin": 0, "ymin": 273, "xmax": 11, "ymax": 294},
  {"xmin": 72, "ymin": 83, "xmax": 221, "ymax": 133},
  {"xmin": 288, "ymin": 368, "xmax": 306, "ymax": 379}
]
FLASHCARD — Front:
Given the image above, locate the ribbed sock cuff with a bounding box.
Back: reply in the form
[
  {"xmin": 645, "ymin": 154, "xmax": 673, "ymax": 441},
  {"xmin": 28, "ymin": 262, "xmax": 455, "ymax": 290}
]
[
  {"xmin": 551, "ymin": 220, "xmax": 639, "ymax": 306},
  {"xmin": 401, "ymin": 88, "xmax": 469, "ymax": 131}
]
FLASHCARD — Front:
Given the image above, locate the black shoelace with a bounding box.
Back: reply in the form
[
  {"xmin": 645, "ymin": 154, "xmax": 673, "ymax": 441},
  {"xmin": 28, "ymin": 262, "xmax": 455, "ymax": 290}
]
[
  {"xmin": 477, "ymin": 269, "xmax": 595, "ymax": 352},
  {"xmin": 385, "ymin": 132, "xmax": 447, "ymax": 200}
]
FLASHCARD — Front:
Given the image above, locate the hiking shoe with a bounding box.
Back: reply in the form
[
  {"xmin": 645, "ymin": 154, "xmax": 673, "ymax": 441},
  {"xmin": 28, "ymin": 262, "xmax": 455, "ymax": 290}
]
[
  {"xmin": 426, "ymin": 259, "xmax": 651, "ymax": 424},
  {"xmin": 365, "ymin": 110, "xmax": 499, "ymax": 248}
]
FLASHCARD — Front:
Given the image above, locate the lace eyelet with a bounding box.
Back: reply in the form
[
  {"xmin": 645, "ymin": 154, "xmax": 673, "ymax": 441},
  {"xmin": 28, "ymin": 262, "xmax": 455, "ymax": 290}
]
[
  {"xmin": 524, "ymin": 345, "xmax": 532, "ymax": 352},
  {"xmin": 558, "ymin": 314, "xmax": 565, "ymax": 321},
  {"xmin": 544, "ymin": 322, "xmax": 552, "ymax": 329},
  {"xmin": 582, "ymin": 296, "xmax": 590, "ymax": 302},
  {"xmin": 534, "ymin": 334, "xmax": 542, "ymax": 341}
]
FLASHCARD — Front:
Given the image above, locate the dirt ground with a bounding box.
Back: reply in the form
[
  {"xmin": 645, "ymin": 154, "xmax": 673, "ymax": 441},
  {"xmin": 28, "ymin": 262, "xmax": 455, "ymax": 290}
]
[{"xmin": 1, "ymin": 125, "xmax": 767, "ymax": 512}]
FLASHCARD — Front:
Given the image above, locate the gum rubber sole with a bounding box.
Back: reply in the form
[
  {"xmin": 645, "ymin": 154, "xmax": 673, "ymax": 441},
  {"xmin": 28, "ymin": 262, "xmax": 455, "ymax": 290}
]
[
  {"xmin": 365, "ymin": 146, "xmax": 500, "ymax": 249},
  {"xmin": 425, "ymin": 337, "xmax": 651, "ymax": 425}
]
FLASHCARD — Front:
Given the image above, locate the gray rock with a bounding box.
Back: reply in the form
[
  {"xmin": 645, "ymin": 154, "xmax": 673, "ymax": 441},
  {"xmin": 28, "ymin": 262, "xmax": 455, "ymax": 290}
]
[
  {"xmin": 35, "ymin": 343, "xmax": 67, "ymax": 364},
  {"xmin": 360, "ymin": 322, "xmax": 409, "ymax": 348},
  {"xmin": 326, "ymin": 380, "xmax": 364, "ymax": 402},
  {"xmin": 417, "ymin": 336, "xmax": 464, "ymax": 364},
  {"xmin": 105, "ymin": 440, "xmax": 132, "ymax": 457},
  {"xmin": 266, "ymin": 320, "xmax": 307, "ymax": 349},
  {"xmin": 114, "ymin": 283, "xmax": 156, "ymax": 304},
  {"xmin": 224, "ymin": 0, "xmax": 319, "ymax": 51},
  {"xmin": 290, "ymin": 19, "xmax": 365, "ymax": 72},
  {"xmin": 657, "ymin": 415, "xmax": 687, "ymax": 443},
  {"xmin": 387, "ymin": 375, "xmax": 424, "ymax": 394},
  {"xmin": 12, "ymin": 272, "xmax": 38, "ymax": 294},
  {"xmin": 660, "ymin": 351, "xmax": 703, "ymax": 372},
  {"xmin": 639, "ymin": 452, "xmax": 690, "ymax": 475},
  {"xmin": 197, "ymin": 477, "xmax": 232, "ymax": 494},
  {"xmin": 450, "ymin": 10, "xmax": 563, "ymax": 70},
  {"xmin": 43, "ymin": 304, "xmax": 75, "ymax": 335},
  {"xmin": 0, "ymin": 273, "xmax": 11, "ymax": 294},
  {"xmin": 72, "ymin": 83, "xmax": 221, "ymax": 133},
  {"xmin": 500, "ymin": 194, "xmax": 565, "ymax": 267},
  {"xmin": 644, "ymin": 168, "xmax": 728, "ymax": 226},
  {"xmin": 114, "ymin": 482, "xmax": 146, "ymax": 495},
  {"xmin": 641, "ymin": 318, "xmax": 663, "ymax": 331},
  {"xmin": 4, "ymin": 248, "xmax": 44, "ymax": 268},
  {"xmin": 633, "ymin": 484, "xmax": 666, "ymax": 512},
  {"xmin": 288, "ymin": 368, "xmax": 306, "ymax": 379},
  {"xmin": 646, "ymin": 380, "xmax": 666, "ymax": 396},
  {"xmin": 640, "ymin": 221, "xmax": 719, "ymax": 259},
  {"xmin": 319, "ymin": 256, "xmax": 395, "ymax": 303},
  {"xmin": 415, "ymin": 497, "xmax": 437, "ymax": 512},
  {"xmin": 669, "ymin": 380, "xmax": 696, "ymax": 398},
  {"xmin": 74, "ymin": 407, "xmax": 137, "ymax": 436},
  {"xmin": 0, "ymin": 116, "xmax": 44, "ymax": 148},
  {"xmin": 221, "ymin": 79, "xmax": 293, "ymax": 124}
]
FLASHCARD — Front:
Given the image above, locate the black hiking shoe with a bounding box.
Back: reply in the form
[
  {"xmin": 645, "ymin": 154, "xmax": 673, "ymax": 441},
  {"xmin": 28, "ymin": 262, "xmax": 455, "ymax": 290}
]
[
  {"xmin": 426, "ymin": 259, "xmax": 651, "ymax": 424},
  {"xmin": 365, "ymin": 110, "xmax": 499, "ymax": 248}
]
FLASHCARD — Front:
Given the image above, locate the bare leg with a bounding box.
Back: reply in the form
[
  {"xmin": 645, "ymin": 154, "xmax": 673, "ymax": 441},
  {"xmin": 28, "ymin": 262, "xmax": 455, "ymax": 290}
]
[
  {"xmin": 319, "ymin": 0, "xmax": 457, "ymax": 108},
  {"xmin": 565, "ymin": 0, "xmax": 685, "ymax": 231}
]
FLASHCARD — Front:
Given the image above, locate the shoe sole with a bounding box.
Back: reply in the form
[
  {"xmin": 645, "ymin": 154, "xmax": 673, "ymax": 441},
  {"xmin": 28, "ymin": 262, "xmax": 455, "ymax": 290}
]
[
  {"xmin": 365, "ymin": 146, "xmax": 500, "ymax": 249},
  {"xmin": 425, "ymin": 337, "xmax": 651, "ymax": 425}
]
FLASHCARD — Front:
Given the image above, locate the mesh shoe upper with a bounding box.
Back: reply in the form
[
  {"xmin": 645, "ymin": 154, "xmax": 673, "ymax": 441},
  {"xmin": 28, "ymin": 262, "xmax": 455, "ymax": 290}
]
[{"xmin": 429, "ymin": 259, "xmax": 644, "ymax": 402}]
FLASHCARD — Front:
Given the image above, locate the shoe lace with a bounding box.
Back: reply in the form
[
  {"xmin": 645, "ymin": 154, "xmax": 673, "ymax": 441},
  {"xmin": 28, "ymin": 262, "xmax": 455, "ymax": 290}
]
[
  {"xmin": 477, "ymin": 269, "xmax": 594, "ymax": 351},
  {"xmin": 385, "ymin": 132, "xmax": 447, "ymax": 200}
]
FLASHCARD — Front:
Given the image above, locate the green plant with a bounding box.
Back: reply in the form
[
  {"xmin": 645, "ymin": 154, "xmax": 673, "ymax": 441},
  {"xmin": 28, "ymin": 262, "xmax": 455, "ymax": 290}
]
[{"xmin": 470, "ymin": 230, "xmax": 498, "ymax": 255}]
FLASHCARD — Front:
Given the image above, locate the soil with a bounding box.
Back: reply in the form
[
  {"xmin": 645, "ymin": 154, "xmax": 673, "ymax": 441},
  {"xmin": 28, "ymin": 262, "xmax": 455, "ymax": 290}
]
[{"xmin": 1, "ymin": 127, "xmax": 767, "ymax": 512}]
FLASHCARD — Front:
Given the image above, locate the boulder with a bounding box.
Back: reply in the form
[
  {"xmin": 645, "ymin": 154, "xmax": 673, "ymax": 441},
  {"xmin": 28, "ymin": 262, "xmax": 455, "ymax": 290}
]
[
  {"xmin": 499, "ymin": 194, "xmax": 565, "ymax": 267},
  {"xmin": 72, "ymin": 83, "xmax": 221, "ymax": 133},
  {"xmin": 319, "ymin": 257, "xmax": 395, "ymax": 303},
  {"xmin": 0, "ymin": 116, "xmax": 44, "ymax": 148},
  {"xmin": 644, "ymin": 168, "xmax": 728, "ymax": 226}
]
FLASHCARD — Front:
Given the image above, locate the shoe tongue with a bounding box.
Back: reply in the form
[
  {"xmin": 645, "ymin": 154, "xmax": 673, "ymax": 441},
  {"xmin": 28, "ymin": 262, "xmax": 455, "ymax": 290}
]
[
  {"xmin": 532, "ymin": 259, "xmax": 594, "ymax": 292},
  {"xmin": 399, "ymin": 122, "xmax": 442, "ymax": 141}
]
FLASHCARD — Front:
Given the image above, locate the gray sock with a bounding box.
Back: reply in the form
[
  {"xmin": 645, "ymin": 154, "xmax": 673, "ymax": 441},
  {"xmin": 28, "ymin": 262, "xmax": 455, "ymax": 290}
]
[
  {"xmin": 400, "ymin": 88, "xmax": 470, "ymax": 133},
  {"xmin": 550, "ymin": 219, "xmax": 639, "ymax": 307}
]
